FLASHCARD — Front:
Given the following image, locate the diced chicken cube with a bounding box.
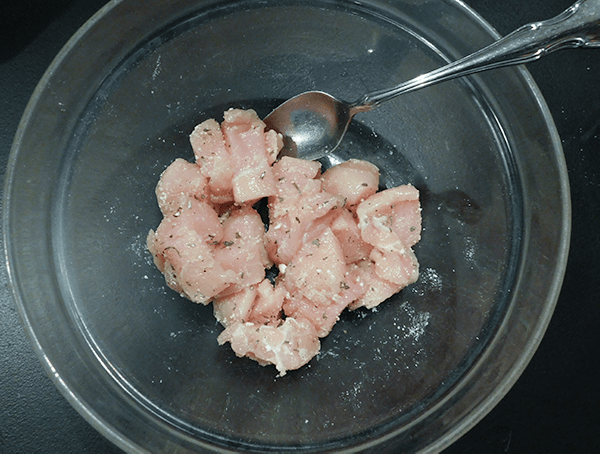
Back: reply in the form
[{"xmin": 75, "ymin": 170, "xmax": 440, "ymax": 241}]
[
  {"xmin": 346, "ymin": 260, "xmax": 401, "ymax": 310},
  {"xmin": 213, "ymin": 286, "xmax": 257, "ymax": 327},
  {"xmin": 217, "ymin": 317, "xmax": 320, "ymax": 376},
  {"xmin": 147, "ymin": 225, "xmax": 239, "ymax": 304},
  {"xmin": 190, "ymin": 109, "xmax": 283, "ymax": 205},
  {"xmin": 356, "ymin": 185, "xmax": 421, "ymax": 247},
  {"xmin": 248, "ymin": 279, "xmax": 286, "ymax": 326},
  {"xmin": 222, "ymin": 108, "xmax": 272, "ymax": 170},
  {"xmin": 232, "ymin": 163, "xmax": 277, "ymax": 204},
  {"xmin": 266, "ymin": 158, "xmax": 345, "ymax": 265},
  {"xmin": 321, "ymin": 158, "xmax": 379, "ymax": 207},
  {"xmin": 264, "ymin": 129, "xmax": 284, "ymax": 165},
  {"xmin": 189, "ymin": 119, "xmax": 235, "ymax": 204},
  {"xmin": 283, "ymin": 293, "xmax": 348, "ymax": 338},
  {"xmin": 155, "ymin": 158, "xmax": 209, "ymax": 215},
  {"xmin": 370, "ymin": 244, "xmax": 419, "ymax": 287},
  {"xmin": 330, "ymin": 208, "xmax": 373, "ymax": 263},
  {"xmin": 214, "ymin": 206, "xmax": 271, "ymax": 295},
  {"xmin": 220, "ymin": 109, "xmax": 278, "ymax": 204},
  {"xmin": 214, "ymin": 279, "xmax": 285, "ymax": 329},
  {"xmin": 284, "ymin": 227, "xmax": 347, "ymax": 306},
  {"xmin": 269, "ymin": 156, "xmax": 322, "ymax": 218},
  {"xmin": 147, "ymin": 198, "xmax": 223, "ymax": 270}
]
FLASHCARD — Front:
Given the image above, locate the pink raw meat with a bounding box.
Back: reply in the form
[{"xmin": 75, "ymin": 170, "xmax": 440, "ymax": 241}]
[
  {"xmin": 330, "ymin": 209, "xmax": 372, "ymax": 264},
  {"xmin": 213, "ymin": 206, "xmax": 271, "ymax": 296},
  {"xmin": 148, "ymin": 109, "xmax": 422, "ymax": 376},
  {"xmin": 283, "ymin": 227, "xmax": 347, "ymax": 306},
  {"xmin": 321, "ymin": 158, "xmax": 379, "ymax": 208},
  {"xmin": 155, "ymin": 158, "xmax": 210, "ymax": 215},
  {"xmin": 217, "ymin": 317, "xmax": 320, "ymax": 377},
  {"xmin": 189, "ymin": 118, "xmax": 235, "ymax": 204}
]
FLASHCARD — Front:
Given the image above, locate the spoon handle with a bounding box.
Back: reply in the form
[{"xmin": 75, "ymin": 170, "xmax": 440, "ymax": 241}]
[{"xmin": 352, "ymin": 0, "xmax": 600, "ymax": 112}]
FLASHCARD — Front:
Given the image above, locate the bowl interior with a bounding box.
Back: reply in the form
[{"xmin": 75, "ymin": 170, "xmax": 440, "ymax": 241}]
[{"xmin": 5, "ymin": 0, "xmax": 569, "ymax": 452}]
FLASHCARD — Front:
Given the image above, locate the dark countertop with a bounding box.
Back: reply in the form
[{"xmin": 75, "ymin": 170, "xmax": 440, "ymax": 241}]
[{"xmin": 1, "ymin": 0, "xmax": 598, "ymax": 452}]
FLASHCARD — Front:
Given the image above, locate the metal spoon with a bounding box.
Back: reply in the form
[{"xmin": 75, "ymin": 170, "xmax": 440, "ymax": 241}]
[{"xmin": 264, "ymin": 0, "xmax": 600, "ymax": 161}]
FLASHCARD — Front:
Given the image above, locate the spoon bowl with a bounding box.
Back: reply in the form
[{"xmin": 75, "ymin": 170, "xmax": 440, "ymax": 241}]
[
  {"xmin": 263, "ymin": 91, "xmax": 357, "ymax": 161},
  {"xmin": 265, "ymin": 0, "xmax": 599, "ymax": 160}
]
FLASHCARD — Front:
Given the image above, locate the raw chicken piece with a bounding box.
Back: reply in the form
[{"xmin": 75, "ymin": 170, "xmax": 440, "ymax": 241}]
[
  {"xmin": 369, "ymin": 241, "xmax": 419, "ymax": 287},
  {"xmin": 217, "ymin": 317, "xmax": 320, "ymax": 377},
  {"xmin": 189, "ymin": 118, "xmax": 235, "ymax": 204},
  {"xmin": 155, "ymin": 158, "xmax": 209, "ymax": 215},
  {"xmin": 147, "ymin": 223, "xmax": 239, "ymax": 304},
  {"xmin": 222, "ymin": 108, "xmax": 281, "ymax": 166},
  {"xmin": 321, "ymin": 158, "xmax": 380, "ymax": 208},
  {"xmin": 247, "ymin": 279, "xmax": 286, "ymax": 326},
  {"xmin": 346, "ymin": 259, "xmax": 402, "ymax": 310},
  {"xmin": 269, "ymin": 156, "xmax": 323, "ymax": 218},
  {"xmin": 189, "ymin": 109, "xmax": 283, "ymax": 205},
  {"xmin": 214, "ymin": 278, "xmax": 285, "ymax": 329},
  {"xmin": 148, "ymin": 109, "xmax": 422, "ymax": 376},
  {"xmin": 222, "ymin": 109, "xmax": 278, "ymax": 204},
  {"xmin": 282, "ymin": 292, "xmax": 349, "ymax": 338},
  {"xmin": 330, "ymin": 209, "xmax": 373, "ymax": 264},
  {"xmin": 265, "ymin": 191, "xmax": 345, "ymax": 266},
  {"xmin": 356, "ymin": 185, "xmax": 422, "ymax": 248},
  {"xmin": 266, "ymin": 157, "xmax": 345, "ymax": 265},
  {"xmin": 149, "ymin": 196, "xmax": 223, "ymax": 261},
  {"xmin": 213, "ymin": 286, "xmax": 257, "ymax": 327},
  {"xmin": 284, "ymin": 227, "xmax": 347, "ymax": 306},
  {"xmin": 231, "ymin": 163, "xmax": 277, "ymax": 205},
  {"xmin": 213, "ymin": 206, "xmax": 271, "ymax": 295}
]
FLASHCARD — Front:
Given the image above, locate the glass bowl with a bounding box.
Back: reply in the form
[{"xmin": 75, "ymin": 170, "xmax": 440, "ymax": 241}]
[{"xmin": 4, "ymin": 0, "xmax": 570, "ymax": 452}]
